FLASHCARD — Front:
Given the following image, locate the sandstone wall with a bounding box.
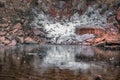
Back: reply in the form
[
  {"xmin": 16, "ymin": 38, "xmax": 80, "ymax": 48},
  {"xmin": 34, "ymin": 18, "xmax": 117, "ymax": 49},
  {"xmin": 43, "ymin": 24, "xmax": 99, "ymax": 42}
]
[{"xmin": 0, "ymin": 0, "xmax": 120, "ymax": 45}]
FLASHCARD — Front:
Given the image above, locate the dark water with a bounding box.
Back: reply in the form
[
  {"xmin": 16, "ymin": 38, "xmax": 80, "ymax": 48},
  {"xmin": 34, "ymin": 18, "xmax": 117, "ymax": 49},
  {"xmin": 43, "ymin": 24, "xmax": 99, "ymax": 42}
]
[{"xmin": 0, "ymin": 45, "xmax": 120, "ymax": 80}]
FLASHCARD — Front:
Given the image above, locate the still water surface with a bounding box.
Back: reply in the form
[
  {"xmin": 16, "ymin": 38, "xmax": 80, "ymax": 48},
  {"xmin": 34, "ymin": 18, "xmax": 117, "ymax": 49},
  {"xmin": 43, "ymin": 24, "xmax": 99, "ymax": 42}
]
[{"xmin": 0, "ymin": 45, "xmax": 120, "ymax": 80}]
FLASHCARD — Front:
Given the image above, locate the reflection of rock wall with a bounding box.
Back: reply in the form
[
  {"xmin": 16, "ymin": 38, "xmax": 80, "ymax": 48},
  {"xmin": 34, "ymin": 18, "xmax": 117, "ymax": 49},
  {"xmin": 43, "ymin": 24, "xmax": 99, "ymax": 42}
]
[
  {"xmin": 41, "ymin": 45, "xmax": 90, "ymax": 70},
  {"xmin": 0, "ymin": 45, "xmax": 120, "ymax": 80},
  {"xmin": 94, "ymin": 47, "xmax": 120, "ymax": 58}
]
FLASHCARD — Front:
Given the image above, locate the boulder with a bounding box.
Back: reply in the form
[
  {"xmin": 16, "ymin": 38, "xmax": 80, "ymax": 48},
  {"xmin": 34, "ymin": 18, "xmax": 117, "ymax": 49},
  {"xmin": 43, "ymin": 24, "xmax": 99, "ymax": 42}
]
[
  {"xmin": 33, "ymin": 29, "xmax": 42, "ymax": 36},
  {"xmin": 0, "ymin": 37, "xmax": 5, "ymax": 42},
  {"xmin": 12, "ymin": 28, "xmax": 19, "ymax": 33},
  {"xmin": 16, "ymin": 30, "xmax": 24, "ymax": 36},
  {"xmin": 9, "ymin": 39, "xmax": 17, "ymax": 46},
  {"xmin": 0, "ymin": 23, "xmax": 9, "ymax": 27},
  {"xmin": 94, "ymin": 37, "xmax": 105, "ymax": 43},
  {"xmin": 0, "ymin": 31, "xmax": 6, "ymax": 36},
  {"xmin": 2, "ymin": 39, "xmax": 11, "ymax": 45},
  {"xmin": 25, "ymin": 37, "xmax": 37, "ymax": 43},
  {"xmin": 17, "ymin": 37, "xmax": 24, "ymax": 43},
  {"xmin": 13, "ymin": 23, "xmax": 22, "ymax": 30}
]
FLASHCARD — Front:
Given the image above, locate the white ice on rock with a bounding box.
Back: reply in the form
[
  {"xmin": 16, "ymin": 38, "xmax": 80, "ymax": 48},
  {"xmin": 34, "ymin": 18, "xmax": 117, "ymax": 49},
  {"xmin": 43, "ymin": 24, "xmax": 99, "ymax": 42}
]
[{"xmin": 31, "ymin": 5, "xmax": 111, "ymax": 44}]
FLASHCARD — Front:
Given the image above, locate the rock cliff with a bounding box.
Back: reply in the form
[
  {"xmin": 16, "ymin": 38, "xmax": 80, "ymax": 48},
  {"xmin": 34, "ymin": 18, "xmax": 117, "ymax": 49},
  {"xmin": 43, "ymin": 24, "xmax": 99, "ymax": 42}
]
[{"xmin": 0, "ymin": 0, "xmax": 120, "ymax": 46}]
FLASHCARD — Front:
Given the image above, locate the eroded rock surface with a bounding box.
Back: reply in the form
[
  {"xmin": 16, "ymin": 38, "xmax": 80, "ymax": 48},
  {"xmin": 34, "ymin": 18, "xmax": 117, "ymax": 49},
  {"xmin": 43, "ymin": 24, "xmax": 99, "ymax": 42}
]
[{"xmin": 0, "ymin": 0, "xmax": 120, "ymax": 46}]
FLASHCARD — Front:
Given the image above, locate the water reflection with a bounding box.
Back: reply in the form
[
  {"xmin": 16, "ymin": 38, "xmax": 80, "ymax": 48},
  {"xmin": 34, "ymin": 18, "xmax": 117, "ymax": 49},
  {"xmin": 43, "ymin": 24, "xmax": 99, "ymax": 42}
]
[{"xmin": 0, "ymin": 45, "xmax": 120, "ymax": 80}]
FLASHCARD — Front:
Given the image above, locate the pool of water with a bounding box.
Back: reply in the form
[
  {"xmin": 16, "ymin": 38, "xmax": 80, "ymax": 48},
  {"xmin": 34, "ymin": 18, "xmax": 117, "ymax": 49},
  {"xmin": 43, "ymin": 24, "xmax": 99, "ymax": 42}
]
[{"xmin": 0, "ymin": 44, "xmax": 120, "ymax": 80}]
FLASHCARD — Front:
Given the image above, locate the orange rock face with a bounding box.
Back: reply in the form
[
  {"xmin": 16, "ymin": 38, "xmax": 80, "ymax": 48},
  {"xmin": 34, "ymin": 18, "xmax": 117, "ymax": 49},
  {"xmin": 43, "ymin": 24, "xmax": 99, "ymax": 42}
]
[
  {"xmin": 75, "ymin": 27, "xmax": 120, "ymax": 45},
  {"xmin": 75, "ymin": 28, "xmax": 106, "ymax": 37},
  {"xmin": 104, "ymin": 32, "xmax": 120, "ymax": 43}
]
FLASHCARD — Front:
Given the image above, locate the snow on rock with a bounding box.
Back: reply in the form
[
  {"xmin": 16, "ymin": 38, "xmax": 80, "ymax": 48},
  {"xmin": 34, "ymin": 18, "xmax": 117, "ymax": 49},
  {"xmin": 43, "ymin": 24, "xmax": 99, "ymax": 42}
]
[{"xmin": 31, "ymin": 5, "xmax": 111, "ymax": 44}]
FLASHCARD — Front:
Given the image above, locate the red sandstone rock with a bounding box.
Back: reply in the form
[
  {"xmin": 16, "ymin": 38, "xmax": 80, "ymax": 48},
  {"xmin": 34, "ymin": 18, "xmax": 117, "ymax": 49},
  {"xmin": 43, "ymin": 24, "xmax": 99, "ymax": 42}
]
[
  {"xmin": 49, "ymin": 5, "xmax": 57, "ymax": 18},
  {"xmin": 86, "ymin": 38, "xmax": 94, "ymax": 43},
  {"xmin": 17, "ymin": 37, "xmax": 24, "ymax": 43},
  {"xmin": 104, "ymin": 33, "xmax": 120, "ymax": 43},
  {"xmin": 0, "ymin": 31, "xmax": 6, "ymax": 36},
  {"xmin": 75, "ymin": 28, "xmax": 106, "ymax": 37},
  {"xmin": 76, "ymin": 27, "xmax": 120, "ymax": 45},
  {"xmin": 116, "ymin": 7, "xmax": 120, "ymax": 21},
  {"xmin": 25, "ymin": 37, "xmax": 37, "ymax": 43},
  {"xmin": 2, "ymin": 39, "xmax": 11, "ymax": 44},
  {"xmin": 23, "ymin": 19, "xmax": 29, "ymax": 26},
  {"xmin": 33, "ymin": 29, "xmax": 42, "ymax": 36},
  {"xmin": 9, "ymin": 39, "xmax": 17, "ymax": 46},
  {"xmin": 0, "ymin": 0, "xmax": 120, "ymax": 46},
  {"xmin": 7, "ymin": 37, "xmax": 13, "ymax": 41},
  {"xmin": 12, "ymin": 28, "xmax": 19, "ymax": 33},
  {"xmin": 13, "ymin": 23, "xmax": 22, "ymax": 30},
  {"xmin": 0, "ymin": 37, "xmax": 5, "ymax": 41},
  {"xmin": 0, "ymin": 23, "xmax": 9, "ymax": 27},
  {"xmin": 17, "ymin": 30, "xmax": 24, "ymax": 36},
  {"xmin": 94, "ymin": 37, "xmax": 105, "ymax": 43},
  {"xmin": 107, "ymin": 16, "xmax": 116, "ymax": 23}
]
